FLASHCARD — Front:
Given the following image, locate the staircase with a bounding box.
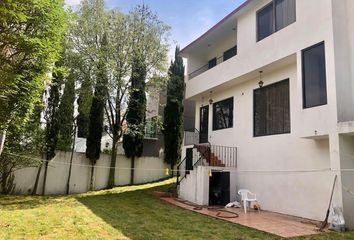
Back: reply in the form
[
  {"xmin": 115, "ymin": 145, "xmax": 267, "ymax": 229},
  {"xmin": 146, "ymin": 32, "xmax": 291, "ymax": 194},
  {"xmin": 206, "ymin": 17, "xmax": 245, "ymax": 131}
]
[
  {"xmin": 177, "ymin": 143, "xmax": 237, "ymax": 185},
  {"xmin": 194, "ymin": 144, "xmax": 225, "ymax": 167}
]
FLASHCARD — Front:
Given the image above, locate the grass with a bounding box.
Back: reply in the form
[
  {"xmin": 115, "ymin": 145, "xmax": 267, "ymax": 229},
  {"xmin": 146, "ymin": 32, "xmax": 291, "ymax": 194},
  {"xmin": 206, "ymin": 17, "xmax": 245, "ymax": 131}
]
[{"xmin": 0, "ymin": 179, "xmax": 353, "ymax": 240}]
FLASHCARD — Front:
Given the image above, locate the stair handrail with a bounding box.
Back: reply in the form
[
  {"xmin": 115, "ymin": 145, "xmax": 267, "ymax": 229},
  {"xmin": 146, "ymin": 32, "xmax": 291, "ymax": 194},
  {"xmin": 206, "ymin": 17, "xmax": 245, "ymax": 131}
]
[
  {"xmin": 177, "ymin": 156, "xmax": 187, "ymax": 185},
  {"xmin": 193, "ymin": 142, "xmax": 211, "ymax": 167}
]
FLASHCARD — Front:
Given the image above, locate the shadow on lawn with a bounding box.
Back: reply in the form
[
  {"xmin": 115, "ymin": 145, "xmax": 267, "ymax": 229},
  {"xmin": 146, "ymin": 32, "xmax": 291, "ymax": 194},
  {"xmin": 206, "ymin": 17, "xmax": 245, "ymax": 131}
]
[
  {"xmin": 0, "ymin": 195, "xmax": 68, "ymax": 211},
  {"xmin": 76, "ymin": 183, "xmax": 279, "ymax": 240}
]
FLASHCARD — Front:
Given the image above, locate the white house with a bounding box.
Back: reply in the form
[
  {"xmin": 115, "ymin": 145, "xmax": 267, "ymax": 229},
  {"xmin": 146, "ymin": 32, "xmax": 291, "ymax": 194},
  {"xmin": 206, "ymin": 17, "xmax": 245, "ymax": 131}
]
[{"xmin": 177, "ymin": 0, "xmax": 354, "ymax": 229}]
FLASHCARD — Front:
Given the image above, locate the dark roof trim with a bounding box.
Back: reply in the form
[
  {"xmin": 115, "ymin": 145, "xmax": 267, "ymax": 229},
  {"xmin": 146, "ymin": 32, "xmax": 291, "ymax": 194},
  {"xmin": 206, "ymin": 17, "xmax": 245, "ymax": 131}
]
[{"xmin": 180, "ymin": 0, "xmax": 253, "ymax": 55}]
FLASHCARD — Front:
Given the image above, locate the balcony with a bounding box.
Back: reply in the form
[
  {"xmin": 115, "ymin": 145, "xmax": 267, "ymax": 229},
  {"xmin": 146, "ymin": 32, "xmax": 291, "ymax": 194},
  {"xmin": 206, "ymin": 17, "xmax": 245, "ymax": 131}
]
[{"xmin": 188, "ymin": 45, "xmax": 237, "ymax": 80}]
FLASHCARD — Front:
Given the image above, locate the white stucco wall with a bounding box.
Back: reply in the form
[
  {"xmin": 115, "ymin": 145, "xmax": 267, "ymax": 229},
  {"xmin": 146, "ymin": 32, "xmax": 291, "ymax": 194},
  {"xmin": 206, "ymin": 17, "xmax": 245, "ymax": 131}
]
[
  {"xmin": 331, "ymin": 0, "xmax": 354, "ymax": 122},
  {"xmin": 179, "ymin": 166, "xmax": 237, "ymax": 206},
  {"xmin": 185, "ymin": 0, "xmax": 336, "ymax": 100},
  {"xmin": 339, "ymin": 135, "xmax": 354, "ymax": 228},
  {"xmin": 12, "ymin": 151, "xmax": 168, "ymax": 195},
  {"xmin": 190, "ymin": 64, "xmax": 338, "ymax": 221}
]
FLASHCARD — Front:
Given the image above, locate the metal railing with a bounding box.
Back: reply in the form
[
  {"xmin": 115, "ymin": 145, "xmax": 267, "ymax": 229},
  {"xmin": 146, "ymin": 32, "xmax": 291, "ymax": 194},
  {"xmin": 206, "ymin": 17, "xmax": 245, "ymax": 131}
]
[
  {"xmin": 188, "ymin": 47, "xmax": 237, "ymax": 80},
  {"xmin": 188, "ymin": 56, "xmax": 223, "ymax": 79},
  {"xmin": 184, "ymin": 128, "xmax": 209, "ymax": 146},
  {"xmin": 177, "ymin": 143, "xmax": 237, "ymax": 185},
  {"xmin": 208, "ymin": 145, "xmax": 237, "ymax": 168},
  {"xmin": 176, "ymin": 156, "xmax": 187, "ymax": 185},
  {"xmin": 193, "ymin": 144, "xmax": 237, "ymax": 168},
  {"xmin": 184, "ymin": 129, "xmax": 199, "ymax": 146}
]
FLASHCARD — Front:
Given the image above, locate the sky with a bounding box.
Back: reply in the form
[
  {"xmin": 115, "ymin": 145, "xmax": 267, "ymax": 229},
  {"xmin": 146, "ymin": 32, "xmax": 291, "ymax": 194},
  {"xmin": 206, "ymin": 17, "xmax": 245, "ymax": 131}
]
[{"xmin": 65, "ymin": 0, "xmax": 246, "ymax": 59}]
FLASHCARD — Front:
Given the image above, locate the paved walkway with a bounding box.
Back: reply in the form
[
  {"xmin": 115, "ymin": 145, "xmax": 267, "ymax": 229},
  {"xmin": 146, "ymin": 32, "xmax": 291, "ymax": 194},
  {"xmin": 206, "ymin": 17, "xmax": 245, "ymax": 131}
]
[{"xmin": 161, "ymin": 197, "xmax": 321, "ymax": 238}]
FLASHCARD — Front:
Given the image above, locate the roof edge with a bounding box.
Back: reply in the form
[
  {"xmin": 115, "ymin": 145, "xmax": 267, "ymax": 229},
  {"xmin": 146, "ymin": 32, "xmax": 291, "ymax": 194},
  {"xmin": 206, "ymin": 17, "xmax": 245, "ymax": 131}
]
[{"xmin": 180, "ymin": 0, "xmax": 253, "ymax": 56}]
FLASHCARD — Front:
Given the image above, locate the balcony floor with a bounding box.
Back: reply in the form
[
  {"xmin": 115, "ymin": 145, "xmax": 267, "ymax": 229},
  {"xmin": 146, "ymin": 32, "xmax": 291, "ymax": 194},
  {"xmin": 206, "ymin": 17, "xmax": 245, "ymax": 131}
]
[{"xmin": 161, "ymin": 197, "xmax": 322, "ymax": 238}]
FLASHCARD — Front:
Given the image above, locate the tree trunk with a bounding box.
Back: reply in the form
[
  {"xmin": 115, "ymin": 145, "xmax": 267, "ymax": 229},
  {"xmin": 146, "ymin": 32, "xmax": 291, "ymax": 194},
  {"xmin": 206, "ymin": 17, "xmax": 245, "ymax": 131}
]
[
  {"xmin": 32, "ymin": 152, "xmax": 45, "ymax": 195},
  {"xmin": 130, "ymin": 156, "xmax": 135, "ymax": 185},
  {"xmin": 0, "ymin": 159, "xmax": 6, "ymax": 194},
  {"xmin": 107, "ymin": 136, "xmax": 118, "ymax": 189},
  {"xmin": 66, "ymin": 128, "xmax": 76, "ymax": 195},
  {"xmin": 42, "ymin": 160, "xmax": 49, "ymax": 196},
  {"xmin": 0, "ymin": 130, "xmax": 6, "ymax": 156},
  {"xmin": 32, "ymin": 164, "xmax": 42, "ymax": 195},
  {"xmin": 90, "ymin": 161, "xmax": 95, "ymax": 191}
]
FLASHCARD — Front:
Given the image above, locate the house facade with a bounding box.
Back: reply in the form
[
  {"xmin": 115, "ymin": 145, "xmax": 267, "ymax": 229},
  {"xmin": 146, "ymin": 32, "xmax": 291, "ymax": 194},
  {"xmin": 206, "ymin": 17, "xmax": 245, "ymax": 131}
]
[{"xmin": 178, "ymin": 0, "xmax": 354, "ymax": 228}]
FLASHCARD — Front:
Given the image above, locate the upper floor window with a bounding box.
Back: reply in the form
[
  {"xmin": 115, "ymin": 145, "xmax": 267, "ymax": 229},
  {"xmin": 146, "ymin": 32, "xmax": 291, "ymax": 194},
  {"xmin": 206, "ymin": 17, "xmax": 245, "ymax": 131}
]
[
  {"xmin": 208, "ymin": 57, "xmax": 217, "ymax": 69},
  {"xmin": 302, "ymin": 42, "xmax": 327, "ymax": 108},
  {"xmin": 213, "ymin": 97, "xmax": 234, "ymax": 131},
  {"xmin": 257, "ymin": 0, "xmax": 296, "ymax": 41},
  {"xmin": 254, "ymin": 79, "xmax": 290, "ymax": 137},
  {"xmin": 223, "ymin": 46, "xmax": 237, "ymax": 62}
]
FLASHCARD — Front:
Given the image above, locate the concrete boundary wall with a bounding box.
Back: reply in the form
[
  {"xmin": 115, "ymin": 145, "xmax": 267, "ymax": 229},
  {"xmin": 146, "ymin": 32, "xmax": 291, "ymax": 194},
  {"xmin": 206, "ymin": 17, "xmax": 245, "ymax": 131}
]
[{"xmin": 12, "ymin": 151, "xmax": 168, "ymax": 195}]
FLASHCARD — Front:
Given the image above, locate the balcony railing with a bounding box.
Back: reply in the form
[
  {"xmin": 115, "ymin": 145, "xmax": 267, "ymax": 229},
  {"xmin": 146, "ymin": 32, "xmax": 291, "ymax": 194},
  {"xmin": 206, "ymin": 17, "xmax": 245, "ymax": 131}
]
[
  {"xmin": 184, "ymin": 129, "xmax": 208, "ymax": 146},
  {"xmin": 189, "ymin": 56, "xmax": 223, "ymax": 79},
  {"xmin": 188, "ymin": 45, "xmax": 237, "ymax": 80}
]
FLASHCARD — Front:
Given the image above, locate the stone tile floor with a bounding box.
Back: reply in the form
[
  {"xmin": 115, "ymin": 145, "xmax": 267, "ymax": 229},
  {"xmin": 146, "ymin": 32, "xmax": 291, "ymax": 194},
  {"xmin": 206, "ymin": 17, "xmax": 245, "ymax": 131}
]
[{"xmin": 161, "ymin": 197, "xmax": 322, "ymax": 238}]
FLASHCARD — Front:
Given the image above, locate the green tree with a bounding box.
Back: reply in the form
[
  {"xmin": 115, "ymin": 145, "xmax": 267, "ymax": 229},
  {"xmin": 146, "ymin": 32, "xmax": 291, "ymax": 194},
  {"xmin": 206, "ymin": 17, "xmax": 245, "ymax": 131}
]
[
  {"xmin": 0, "ymin": 0, "xmax": 67, "ymax": 156},
  {"xmin": 57, "ymin": 73, "xmax": 76, "ymax": 151},
  {"xmin": 123, "ymin": 55, "xmax": 147, "ymax": 185},
  {"xmin": 163, "ymin": 46, "xmax": 185, "ymax": 173},
  {"xmin": 122, "ymin": 5, "xmax": 169, "ymax": 186},
  {"xmin": 86, "ymin": 32, "xmax": 109, "ymax": 190},
  {"xmin": 65, "ymin": 0, "xmax": 109, "ymax": 190},
  {"xmin": 41, "ymin": 61, "xmax": 67, "ymax": 195},
  {"xmin": 106, "ymin": 5, "xmax": 169, "ymax": 188},
  {"xmin": 1, "ymin": 104, "xmax": 44, "ymax": 194},
  {"xmin": 77, "ymin": 76, "xmax": 92, "ymax": 138}
]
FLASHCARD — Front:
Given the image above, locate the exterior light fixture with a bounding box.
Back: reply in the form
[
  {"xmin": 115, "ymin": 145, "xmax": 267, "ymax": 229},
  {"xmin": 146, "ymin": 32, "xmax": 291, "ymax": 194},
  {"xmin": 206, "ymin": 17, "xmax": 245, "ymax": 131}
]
[
  {"xmin": 208, "ymin": 91, "xmax": 213, "ymax": 105},
  {"xmin": 258, "ymin": 71, "xmax": 264, "ymax": 88}
]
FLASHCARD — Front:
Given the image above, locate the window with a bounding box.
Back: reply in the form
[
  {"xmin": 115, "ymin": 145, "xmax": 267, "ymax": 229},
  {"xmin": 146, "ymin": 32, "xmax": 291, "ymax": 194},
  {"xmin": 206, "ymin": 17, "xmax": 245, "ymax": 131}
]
[
  {"xmin": 145, "ymin": 117, "xmax": 158, "ymax": 139},
  {"xmin": 223, "ymin": 46, "xmax": 237, "ymax": 61},
  {"xmin": 208, "ymin": 57, "xmax": 217, "ymax": 69},
  {"xmin": 302, "ymin": 42, "xmax": 327, "ymax": 108},
  {"xmin": 275, "ymin": 0, "xmax": 296, "ymax": 31},
  {"xmin": 254, "ymin": 79, "xmax": 290, "ymax": 137},
  {"xmin": 213, "ymin": 97, "xmax": 234, "ymax": 130},
  {"xmin": 257, "ymin": 2, "xmax": 273, "ymax": 41},
  {"xmin": 257, "ymin": 0, "xmax": 296, "ymax": 41}
]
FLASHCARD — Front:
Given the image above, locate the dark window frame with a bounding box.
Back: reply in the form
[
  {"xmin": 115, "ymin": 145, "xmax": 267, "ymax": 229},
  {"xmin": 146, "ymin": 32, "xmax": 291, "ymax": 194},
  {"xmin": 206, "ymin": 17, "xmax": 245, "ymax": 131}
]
[
  {"xmin": 208, "ymin": 57, "xmax": 217, "ymax": 69},
  {"xmin": 212, "ymin": 97, "xmax": 234, "ymax": 131},
  {"xmin": 302, "ymin": 41, "xmax": 327, "ymax": 109},
  {"xmin": 256, "ymin": 0, "xmax": 296, "ymax": 42},
  {"xmin": 256, "ymin": 1, "xmax": 274, "ymax": 41},
  {"xmin": 253, "ymin": 79, "xmax": 291, "ymax": 137},
  {"xmin": 223, "ymin": 45, "xmax": 238, "ymax": 62}
]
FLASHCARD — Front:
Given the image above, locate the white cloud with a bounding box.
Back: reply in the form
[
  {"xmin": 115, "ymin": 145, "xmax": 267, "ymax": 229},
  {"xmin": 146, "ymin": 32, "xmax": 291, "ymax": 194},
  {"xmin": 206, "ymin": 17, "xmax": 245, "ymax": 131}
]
[{"xmin": 65, "ymin": 0, "xmax": 81, "ymax": 6}]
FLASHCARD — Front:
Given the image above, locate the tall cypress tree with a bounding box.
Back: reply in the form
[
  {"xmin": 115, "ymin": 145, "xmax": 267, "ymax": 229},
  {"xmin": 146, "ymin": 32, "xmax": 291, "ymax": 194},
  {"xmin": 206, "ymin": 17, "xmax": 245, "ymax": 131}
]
[
  {"xmin": 163, "ymin": 46, "xmax": 185, "ymax": 173},
  {"xmin": 123, "ymin": 55, "xmax": 147, "ymax": 185},
  {"xmin": 57, "ymin": 72, "xmax": 76, "ymax": 151},
  {"xmin": 86, "ymin": 33, "xmax": 108, "ymax": 190},
  {"xmin": 77, "ymin": 76, "xmax": 92, "ymax": 138},
  {"xmin": 42, "ymin": 62, "xmax": 64, "ymax": 195}
]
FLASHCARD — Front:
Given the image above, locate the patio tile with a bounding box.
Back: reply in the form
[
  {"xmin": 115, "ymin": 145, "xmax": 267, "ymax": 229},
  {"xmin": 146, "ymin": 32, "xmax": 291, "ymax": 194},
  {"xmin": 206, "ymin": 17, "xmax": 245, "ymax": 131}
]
[{"xmin": 160, "ymin": 197, "xmax": 322, "ymax": 238}]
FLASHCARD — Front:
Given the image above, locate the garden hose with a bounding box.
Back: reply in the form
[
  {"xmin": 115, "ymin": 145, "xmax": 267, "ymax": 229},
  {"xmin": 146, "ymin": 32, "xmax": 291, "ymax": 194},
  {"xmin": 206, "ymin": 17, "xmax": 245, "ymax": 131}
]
[{"xmin": 175, "ymin": 199, "xmax": 239, "ymax": 218}]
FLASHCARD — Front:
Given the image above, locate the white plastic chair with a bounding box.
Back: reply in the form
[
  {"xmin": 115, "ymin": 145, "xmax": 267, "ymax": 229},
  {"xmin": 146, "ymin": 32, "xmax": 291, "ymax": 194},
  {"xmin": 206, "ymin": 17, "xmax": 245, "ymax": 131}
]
[{"xmin": 238, "ymin": 189, "xmax": 258, "ymax": 214}]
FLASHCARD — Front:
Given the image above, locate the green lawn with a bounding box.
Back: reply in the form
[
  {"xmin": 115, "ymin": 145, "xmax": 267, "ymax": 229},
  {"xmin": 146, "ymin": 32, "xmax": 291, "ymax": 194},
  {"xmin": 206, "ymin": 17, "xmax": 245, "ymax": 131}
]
[{"xmin": 0, "ymin": 179, "xmax": 353, "ymax": 240}]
